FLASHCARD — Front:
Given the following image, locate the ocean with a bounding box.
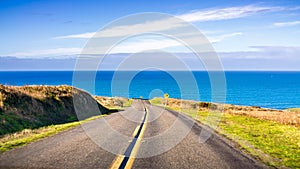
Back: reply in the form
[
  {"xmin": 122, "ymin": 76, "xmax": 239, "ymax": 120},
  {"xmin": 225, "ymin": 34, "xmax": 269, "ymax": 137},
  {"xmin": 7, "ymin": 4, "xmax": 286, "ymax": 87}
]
[{"xmin": 0, "ymin": 71, "xmax": 299, "ymax": 110}]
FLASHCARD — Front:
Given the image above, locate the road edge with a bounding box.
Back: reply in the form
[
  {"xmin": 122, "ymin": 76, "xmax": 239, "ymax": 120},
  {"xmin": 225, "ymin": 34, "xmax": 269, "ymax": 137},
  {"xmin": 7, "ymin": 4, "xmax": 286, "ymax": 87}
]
[{"xmin": 164, "ymin": 107, "xmax": 271, "ymax": 169}]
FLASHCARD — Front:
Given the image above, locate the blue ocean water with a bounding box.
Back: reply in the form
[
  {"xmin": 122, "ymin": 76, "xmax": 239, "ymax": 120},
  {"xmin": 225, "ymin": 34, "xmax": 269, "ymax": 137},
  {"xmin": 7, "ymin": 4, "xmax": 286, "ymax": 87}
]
[{"xmin": 0, "ymin": 71, "xmax": 299, "ymax": 110}]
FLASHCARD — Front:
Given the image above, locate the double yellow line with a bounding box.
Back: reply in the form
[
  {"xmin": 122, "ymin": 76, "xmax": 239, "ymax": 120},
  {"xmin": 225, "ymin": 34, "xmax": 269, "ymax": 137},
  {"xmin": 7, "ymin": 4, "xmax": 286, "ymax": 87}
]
[{"xmin": 109, "ymin": 107, "xmax": 148, "ymax": 169}]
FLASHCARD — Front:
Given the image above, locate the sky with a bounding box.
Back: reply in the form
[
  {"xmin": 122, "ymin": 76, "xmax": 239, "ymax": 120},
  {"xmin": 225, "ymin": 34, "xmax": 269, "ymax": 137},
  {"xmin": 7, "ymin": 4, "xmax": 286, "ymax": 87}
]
[{"xmin": 0, "ymin": 0, "xmax": 300, "ymax": 70}]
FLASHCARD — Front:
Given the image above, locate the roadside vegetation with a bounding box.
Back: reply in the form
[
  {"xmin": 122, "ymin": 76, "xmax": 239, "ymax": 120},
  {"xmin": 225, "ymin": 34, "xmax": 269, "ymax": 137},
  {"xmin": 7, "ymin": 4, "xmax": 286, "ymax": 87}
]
[
  {"xmin": 94, "ymin": 96, "xmax": 132, "ymax": 110},
  {"xmin": 150, "ymin": 97, "xmax": 300, "ymax": 168},
  {"xmin": 0, "ymin": 85, "xmax": 114, "ymax": 136},
  {"xmin": 0, "ymin": 115, "xmax": 106, "ymax": 153},
  {"xmin": 0, "ymin": 85, "xmax": 127, "ymax": 153},
  {"xmin": 287, "ymin": 108, "xmax": 300, "ymax": 113}
]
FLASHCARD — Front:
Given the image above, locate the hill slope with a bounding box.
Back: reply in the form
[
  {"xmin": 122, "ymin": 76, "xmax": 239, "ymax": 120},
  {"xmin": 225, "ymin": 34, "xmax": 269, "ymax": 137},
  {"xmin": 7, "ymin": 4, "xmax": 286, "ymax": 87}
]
[{"xmin": 0, "ymin": 85, "xmax": 111, "ymax": 136}]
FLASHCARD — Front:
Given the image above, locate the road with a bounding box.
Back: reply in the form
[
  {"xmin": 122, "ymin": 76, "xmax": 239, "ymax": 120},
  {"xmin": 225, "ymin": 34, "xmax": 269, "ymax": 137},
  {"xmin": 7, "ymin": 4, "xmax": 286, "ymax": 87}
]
[{"xmin": 0, "ymin": 100, "xmax": 268, "ymax": 169}]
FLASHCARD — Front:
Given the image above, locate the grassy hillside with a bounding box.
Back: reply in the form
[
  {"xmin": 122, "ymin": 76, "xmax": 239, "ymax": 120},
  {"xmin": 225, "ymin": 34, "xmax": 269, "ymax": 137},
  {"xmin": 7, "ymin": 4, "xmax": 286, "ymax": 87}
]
[
  {"xmin": 151, "ymin": 97, "xmax": 300, "ymax": 126},
  {"xmin": 151, "ymin": 98, "xmax": 300, "ymax": 168},
  {"xmin": 94, "ymin": 96, "xmax": 132, "ymax": 109},
  {"xmin": 0, "ymin": 85, "xmax": 113, "ymax": 136}
]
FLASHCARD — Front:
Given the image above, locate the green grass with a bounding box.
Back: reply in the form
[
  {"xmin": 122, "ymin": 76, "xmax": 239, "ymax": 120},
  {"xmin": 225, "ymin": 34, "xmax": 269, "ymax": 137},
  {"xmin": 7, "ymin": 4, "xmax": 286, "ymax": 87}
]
[
  {"xmin": 151, "ymin": 99, "xmax": 300, "ymax": 168},
  {"xmin": 286, "ymin": 108, "xmax": 300, "ymax": 113},
  {"xmin": 0, "ymin": 115, "xmax": 106, "ymax": 153},
  {"xmin": 122, "ymin": 98, "xmax": 133, "ymax": 107},
  {"xmin": 101, "ymin": 98, "xmax": 133, "ymax": 110},
  {"xmin": 189, "ymin": 110, "xmax": 299, "ymax": 168},
  {"xmin": 150, "ymin": 98, "xmax": 164, "ymax": 105},
  {"xmin": 216, "ymin": 113, "xmax": 300, "ymax": 168}
]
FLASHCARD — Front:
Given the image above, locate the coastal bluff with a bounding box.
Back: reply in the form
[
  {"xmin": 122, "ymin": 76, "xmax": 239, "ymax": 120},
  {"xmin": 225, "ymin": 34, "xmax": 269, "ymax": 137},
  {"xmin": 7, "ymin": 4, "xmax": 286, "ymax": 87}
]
[{"xmin": 0, "ymin": 85, "xmax": 111, "ymax": 136}]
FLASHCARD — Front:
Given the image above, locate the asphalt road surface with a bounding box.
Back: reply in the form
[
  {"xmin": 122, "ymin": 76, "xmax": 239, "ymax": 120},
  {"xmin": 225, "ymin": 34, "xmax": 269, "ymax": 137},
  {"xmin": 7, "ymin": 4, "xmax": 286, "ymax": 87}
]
[{"xmin": 0, "ymin": 100, "xmax": 268, "ymax": 169}]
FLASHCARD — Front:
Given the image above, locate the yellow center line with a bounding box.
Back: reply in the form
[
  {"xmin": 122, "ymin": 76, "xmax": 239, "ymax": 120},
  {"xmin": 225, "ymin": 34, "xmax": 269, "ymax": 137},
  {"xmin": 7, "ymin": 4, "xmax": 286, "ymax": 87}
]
[
  {"xmin": 125, "ymin": 108, "xmax": 148, "ymax": 168},
  {"xmin": 109, "ymin": 106, "xmax": 148, "ymax": 169},
  {"xmin": 132, "ymin": 125, "xmax": 140, "ymax": 137},
  {"xmin": 109, "ymin": 155, "xmax": 125, "ymax": 169}
]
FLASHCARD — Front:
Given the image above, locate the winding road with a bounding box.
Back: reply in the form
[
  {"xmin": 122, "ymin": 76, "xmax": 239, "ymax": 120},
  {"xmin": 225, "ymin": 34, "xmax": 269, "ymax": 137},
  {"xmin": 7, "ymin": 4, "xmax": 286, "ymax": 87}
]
[{"xmin": 0, "ymin": 100, "xmax": 268, "ymax": 169}]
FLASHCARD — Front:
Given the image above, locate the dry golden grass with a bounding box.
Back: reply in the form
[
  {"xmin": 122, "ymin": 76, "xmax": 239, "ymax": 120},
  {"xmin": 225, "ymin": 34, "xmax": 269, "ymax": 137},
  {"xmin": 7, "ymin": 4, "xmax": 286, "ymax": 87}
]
[
  {"xmin": 0, "ymin": 85, "xmax": 74, "ymax": 100},
  {"xmin": 94, "ymin": 96, "xmax": 132, "ymax": 109},
  {"xmin": 224, "ymin": 105, "xmax": 300, "ymax": 126},
  {"xmin": 155, "ymin": 97, "xmax": 300, "ymax": 126}
]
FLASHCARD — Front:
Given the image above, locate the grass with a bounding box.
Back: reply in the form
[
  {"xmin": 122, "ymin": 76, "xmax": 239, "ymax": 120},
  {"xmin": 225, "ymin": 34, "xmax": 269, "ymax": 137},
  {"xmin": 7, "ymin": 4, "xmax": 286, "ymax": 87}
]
[
  {"xmin": 94, "ymin": 96, "xmax": 133, "ymax": 110},
  {"xmin": 101, "ymin": 99, "xmax": 133, "ymax": 110},
  {"xmin": 287, "ymin": 108, "xmax": 300, "ymax": 113},
  {"xmin": 150, "ymin": 98, "xmax": 165, "ymax": 105},
  {"xmin": 217, "ymin": 113, "xmax": 300, "ymax": 168},
  {"xmin": 150, "ymin": 98, "xmax": 300, "ymax": 168},
  {"xmin": 0, "ymin": 114, "xmax": 106, "ymax": 153},
  {"xmin": 225, "ymin": 107, "xmax": 300, "ymax": 127},
  {"xmin": 111, "ymin": 98, "xmax": 133, "ymax": 109},
  {"xmin": 123, "ymin": 99, "xmax": 133, "ymax": 107}
]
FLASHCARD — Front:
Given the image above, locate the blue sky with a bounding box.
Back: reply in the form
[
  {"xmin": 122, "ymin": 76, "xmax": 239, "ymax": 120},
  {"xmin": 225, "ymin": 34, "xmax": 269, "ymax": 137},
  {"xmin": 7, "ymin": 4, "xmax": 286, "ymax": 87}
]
[{"xmin": 0, "ymin": 0, "xmax": 300, "ymax": 70}]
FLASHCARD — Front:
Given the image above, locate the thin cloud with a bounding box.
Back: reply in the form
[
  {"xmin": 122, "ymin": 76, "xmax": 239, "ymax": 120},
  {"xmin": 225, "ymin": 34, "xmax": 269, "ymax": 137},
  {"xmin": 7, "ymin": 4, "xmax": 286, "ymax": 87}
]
[
  {"xmin": 220, "ymin": 45, "xmax": 300, "ymax": 59},
  {"xmin": 250, "ymin": 46, "xmax": 300, "ymax": 56},
  {"xmin": 178, "ymin": 5, "xmax": 282, "ymax": 22},
  {"xmin": 209, "ymin": 32, "xmax": 243, "ymax": 43},
  {"xmin": 4, "ymin": 48, "xmax": 82, "ymax": 58},
  {"xmin": 54, "ymin": 32, "xmax": 95, "ymax": 39},
  {"xmin": 54, "ymin": 17, "xmax": 187, "ymax": 39},
  {"xmin": 83, "ymin": 32, "xmax": 243, "ymax": 54},
  {"xmin": 109, "ymin": 39, "xmax": 181, "ymax": 53},
  {"xmin": 4, "ymin": 31, "xmax": 242, "ymax": 57},
  {"xmin": 273, "ymin": 21, "xmax": 300, "ymax": 27},
  {"xmin": 54, "ymin": 5, "xmax": 281, "ymax": 40}
]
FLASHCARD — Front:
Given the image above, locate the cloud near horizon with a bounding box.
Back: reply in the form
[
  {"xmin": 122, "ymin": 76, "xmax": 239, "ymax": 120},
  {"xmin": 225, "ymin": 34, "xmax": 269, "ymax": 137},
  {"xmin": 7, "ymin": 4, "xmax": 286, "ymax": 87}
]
[
  {"xmin": 273, "ymin": 20, "xmax": 300, "ymax": 27},
  {"xmin": 219, "ymin": 46, "xmax": 300, "ymax": 59},
  {"xmin": 3, "ymin": 32, "xmax": 243, "ymax": 58},
  {"xmin": 3, "ymin": 48, "xmax": 81, "ymax": 58},
  {"xmin": 1, "ymin": 46, "xmax": 300, "ymax": 71}
]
